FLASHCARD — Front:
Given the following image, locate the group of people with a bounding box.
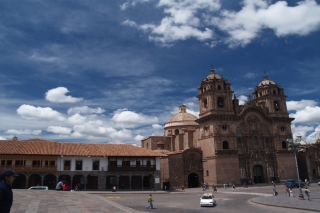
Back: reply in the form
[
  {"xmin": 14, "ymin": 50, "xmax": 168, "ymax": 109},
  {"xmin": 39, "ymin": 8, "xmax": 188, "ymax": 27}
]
[
  {"xmin": 272, "ymin": 184, "xmax": 311, "ymax": 200},
  {"xmin": 55, "ymin": 180, "xmax": 81, "ymax": 192}
]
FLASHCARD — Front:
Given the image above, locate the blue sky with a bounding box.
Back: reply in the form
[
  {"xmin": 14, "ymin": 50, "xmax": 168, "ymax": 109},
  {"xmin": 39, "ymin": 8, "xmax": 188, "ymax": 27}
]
[{"xmin": 1, "ymin": 0, "xmax": 320, "ymax": 144}]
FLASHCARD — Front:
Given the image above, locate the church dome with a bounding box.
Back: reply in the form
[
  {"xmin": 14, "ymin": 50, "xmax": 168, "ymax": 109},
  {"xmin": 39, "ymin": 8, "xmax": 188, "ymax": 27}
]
[
  {"xmin": 165, "ymin": 105, "xmax": 198, "ymax": 128},
  {"xmin": 205, "ymin": 68, "xmax": 222, "ymax": 80},
  {"xmin": 258, "ymin": 76, "xmax": 277, "ymax": 87}
]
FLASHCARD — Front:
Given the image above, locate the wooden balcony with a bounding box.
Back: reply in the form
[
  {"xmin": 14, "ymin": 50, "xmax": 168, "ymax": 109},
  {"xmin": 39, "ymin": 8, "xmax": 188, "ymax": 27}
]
[
  {"xmin": 108, "ymin": 165, "xmax": 156, "ymax": 171},
  {"xmin": 0, "ymin": 165, "xmax": 57, "ymax": 173}
]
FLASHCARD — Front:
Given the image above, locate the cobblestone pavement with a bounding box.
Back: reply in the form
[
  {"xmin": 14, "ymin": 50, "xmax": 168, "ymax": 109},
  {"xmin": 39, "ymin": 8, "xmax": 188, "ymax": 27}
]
[
  {"xmin": 10, "ymin": 183, "xmax": 320, "ymax": 213},
  {"xmin": 11, "ymin": 190, "xmax": 137, "ymax": 213}
]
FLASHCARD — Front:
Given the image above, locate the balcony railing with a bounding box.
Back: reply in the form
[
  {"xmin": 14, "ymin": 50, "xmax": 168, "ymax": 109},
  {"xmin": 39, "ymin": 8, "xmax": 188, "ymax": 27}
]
[
  {"xmin": 108, "ymin": 165, "xmax": 156, "ymax": 171},
  {"xmin": 0, "ymin": 165, "xmax": 57, "ymax": 173}
]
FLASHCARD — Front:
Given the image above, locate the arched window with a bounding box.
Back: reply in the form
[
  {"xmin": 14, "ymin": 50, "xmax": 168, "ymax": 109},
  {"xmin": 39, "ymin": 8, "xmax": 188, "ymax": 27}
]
[
  {"xmin": 217, "ymin": 98, "xmax": 224, "ymax": 108},
  {"xmin": 203, "ymin": 98, "xmax": 208, "ymax": 108},
  {"xmin": 175, "ymin": 129, "xmax": 179, "ymax": 135},
  {"xmin": 273, "ymin": 90, "xmax": 276, "ymax": 94},
  {"xmin": 218, "ymin": 85, "xmax": 221, "ymax": 90},
  {"xmin": 274, "ymin": 101, "xmax": 280, "ymax": 111},
  {"xmin": 265, "ymin": 138, "xmax": 269, "ymax": 144},
  {"xmin": 206, "ymin": 170, "xmax": 209, "ymax": 176},
  {"xmin": 253, "ymin": 136, "xmax": 258, "ymax": 147},
  {"xmin": 223, "ymin": 141, "xmax": 229, "ymax": 149},
  {"xmin": 282, "ymin": 141, "xmax": 287, "ymax": 149}
]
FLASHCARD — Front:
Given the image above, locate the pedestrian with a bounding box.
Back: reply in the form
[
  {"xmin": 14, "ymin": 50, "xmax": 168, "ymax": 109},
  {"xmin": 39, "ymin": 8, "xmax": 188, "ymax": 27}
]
[
  {"xmin": 146, "ymin": 194, "xmax": 154, "ymax": 209},
  {"xmin": 223, "ymin": 183, "xmax": 226, "ymax": 190},
  {"xmin": 0, "ymin": 169, "xmax": 19, "ymax": 213},
  {"xmin": 232, "ymin": 184, "xmax": 235, "ymax": 192},
  {"xmin": 273, "ymin": 185, "xmax": 277, "ymax": 196},
  {"xmin": 289, "ymin": 188, "xmax": 293, "ymax": 197},
  {"xmin": 55, "ymin": 180, "xmax": 64, "ymax": 190},
  {"xmin": 304, "ymin": 187, "xmax": 310, "ymax": 200}
]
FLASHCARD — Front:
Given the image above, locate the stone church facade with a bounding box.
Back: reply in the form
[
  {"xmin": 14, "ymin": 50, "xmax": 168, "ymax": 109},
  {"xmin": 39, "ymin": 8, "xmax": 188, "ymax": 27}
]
[{"xmin": 142, "ymin": 69, "xmax": 297, "ymax": 188}]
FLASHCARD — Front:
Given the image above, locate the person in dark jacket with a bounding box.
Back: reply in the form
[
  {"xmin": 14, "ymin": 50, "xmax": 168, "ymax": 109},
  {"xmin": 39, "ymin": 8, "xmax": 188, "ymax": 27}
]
[{"xmin": 0, "ymin": 169, "xmax": 19, "ymax": 213}]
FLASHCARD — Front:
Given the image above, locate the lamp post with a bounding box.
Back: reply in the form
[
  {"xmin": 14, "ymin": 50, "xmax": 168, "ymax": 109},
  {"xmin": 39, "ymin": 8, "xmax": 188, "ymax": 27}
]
[{"xmin": 287, "ymin": 138, "xmax": 304, "ymax": 200}]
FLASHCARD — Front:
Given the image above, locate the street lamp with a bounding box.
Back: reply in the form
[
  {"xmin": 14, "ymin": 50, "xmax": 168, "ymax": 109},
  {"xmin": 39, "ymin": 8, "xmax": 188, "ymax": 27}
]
[{"xmin": 287, "ymin": 138, "xmax": 304, "ymax": 200}]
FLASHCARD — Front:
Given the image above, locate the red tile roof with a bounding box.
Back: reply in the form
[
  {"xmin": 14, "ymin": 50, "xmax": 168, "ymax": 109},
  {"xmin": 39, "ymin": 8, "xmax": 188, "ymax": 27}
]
[{"xmin": 0, "ymin": 139, "xmax": 166, "ymax": 157}]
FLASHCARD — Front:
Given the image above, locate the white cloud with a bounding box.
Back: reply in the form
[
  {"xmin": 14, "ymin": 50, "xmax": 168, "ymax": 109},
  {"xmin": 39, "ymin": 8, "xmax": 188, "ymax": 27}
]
[
  {"xmin": 45, "ymin": 87, "xmax": 83, "ymax": 103},
  {"xmin": 291, "ymin": 124, "xmax": 314, "ymax": 141},
  {"xmin": 68, "ymin": 106, "xmax": 105, "ymax": 115},
  {"xmin": 287, "ymin": 100, "xmax": 318, "ymax": 111},
  {"xmin": 72, "ymin": 121, "xmax": 132, "ymax": 139},
  {"xmin": 111, "ymin": 109, "xmax": 159, "ymax": 128},
  {"xmin": 122, "ymin": 20, "xmax": 138, "ymax": 27},
  {"xmin": 152, "ymin": 124, "xmax": 163, "ymax": 129},
  {"xmin": 17, "ymin": 104, "xmax": 65, "ymax": 121},
  {"xmin": 215, "ymin": 0, "xmax": 320, "ymax": 47},
  {"xmin": 67, "ymin": 113, "xmax": 87, "ymax": 125},
  {"xmin": 290, "ymin": 105, "xmax": 320, "ymax": 124},
  {"xmin": 238, "ymin": 95, "xmax": 248, "ymax": 105},
  {"xmin": 120, "ymin": 0, "xmax": 151, "ymax": 10},
  {"xmin": 29, "ymin": 53, "xmax": 60, "ymax": 63},
  {"xmin": 0, "ymin": 136, "xmax": 7, "ymax": 140},
  {"xmin": 135, "ymin": 134, "xmax": 145, "ymax": 141},
  {"xmin": 47, "ymin": 126, "xmax": 72, "ymax": 135},
  {"xmin": 126, "ymin": 0, "xmax": 220, "ymax": 45},
  {"xmin": 244, "ymin": 72, "xmax": 256, "ymax": 79},
  {"xmin": 124, "ymin": 0, "xmax": 320, "ymax": 47},
  {"xmin": 6, "ymin": 129, "xmax": 42, "ymax": 135}
]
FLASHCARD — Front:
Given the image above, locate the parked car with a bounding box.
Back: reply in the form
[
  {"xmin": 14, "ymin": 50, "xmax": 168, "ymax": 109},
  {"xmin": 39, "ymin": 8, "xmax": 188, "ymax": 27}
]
[
  {"xmin": 28, "ymin": 186, "xmax": 48, "ymax": 190},
  {"xmin": 318, "ymin": 181, "xmax": 320, "ymax": 186},
  {"xmin": 200, "ymin": 193, "xmax": 216, "ymax": 207}
]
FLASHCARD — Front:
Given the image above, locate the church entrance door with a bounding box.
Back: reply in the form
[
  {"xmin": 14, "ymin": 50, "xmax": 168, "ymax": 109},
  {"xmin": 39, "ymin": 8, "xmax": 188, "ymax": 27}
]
[
  {"xmin": 187, "ymin": 173, "xmax": 199, "ymax": 188},
  {"xmin": 253, "ymin": 165, "xmax": 264, "ymax": 183}
]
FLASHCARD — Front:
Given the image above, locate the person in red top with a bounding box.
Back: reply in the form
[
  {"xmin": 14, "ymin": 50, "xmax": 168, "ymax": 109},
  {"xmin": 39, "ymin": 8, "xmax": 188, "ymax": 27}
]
[{"xmin": 62, "ymin": 183, "xmax": 70, "ymax": 191}]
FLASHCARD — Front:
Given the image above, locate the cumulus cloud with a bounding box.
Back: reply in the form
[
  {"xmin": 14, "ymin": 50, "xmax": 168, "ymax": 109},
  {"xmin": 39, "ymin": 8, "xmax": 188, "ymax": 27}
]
[
  {"xmin": 72, "ymin": 121, "xmax": 132, "ymax": 139},
  {"xmin": 290, "ymin": 105, "xmax": 320, "ymax": 124},
  {"xmin": 124, "ymin": 0, "xmax": 220, "ymax": 45},
  {"xmin": 0, "ymin": 136, "xmax": 7, "ymax": 140},
  {"xmin": 238, "ymin": 95, "xmax": 249, "ymax": 105},
  {"xmin": 213, "ymin": 0, "xmax": 320, "ymax": 47},
  {"xmin": 135, "ymin": 134, "xmax": 145, "ymax": 141},
  {"xmin": 6, "ymin": 129, "xmax": 42, "ymax": 135},
  {"xmin": 17, "ymin": 104, "xmax": 65, "ymax": 121},
  {"xmin": 124, "ymin": 0, "xmax": 320, "ymax": 47},
  {"xmin": 111, "ymin": 109, "xmax": 159, "ymax": 128},
  {"xmin": 68, "ymin": 106, "xmax": 106, "ymax": 115},
  {"xmin": 152, "ymin": 124, "xmax": 163, "ymax": 129},
  {"xmin": 45, "ymin": 87, "xmax": 83, "ymax": 103},
  {"xmin": 287, "ymin": 99, "xmax": 318, "ymax": 111},
  {"xmin": 67, "ymin": 113, "xmax": 87, "ymax": 125},
  {"xmin": 47, "ymin": 126, "xmax": 72, "ymax": 135}
]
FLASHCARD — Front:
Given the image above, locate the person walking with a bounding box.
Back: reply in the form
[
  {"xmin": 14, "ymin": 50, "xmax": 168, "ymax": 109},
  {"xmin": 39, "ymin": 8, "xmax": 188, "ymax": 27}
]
[
  {"xmin": 146, "ymin": 194, "xmax": 154, "ymax": 209},
  {"xmin": 223, "ymin": 183, "xmax": 226, "ymax": 190},
  {"xmin": 273, "ymin": 185, "xmax": 277, "ymax": 196},
  {"xmin": 232, "ymin": 184, "xmax": 235, "ymax": 192},
  {"xmin": 0, "ymin": 169, "xmax": 19, "ymax": 213},
  {"xmin": 305, "ymin": 187, "xmax": 310, "ymax": 200}
]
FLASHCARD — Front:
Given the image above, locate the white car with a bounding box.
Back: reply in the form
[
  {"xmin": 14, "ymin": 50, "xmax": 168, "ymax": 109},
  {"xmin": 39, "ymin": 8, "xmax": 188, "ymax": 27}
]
[
  {"xmin": 28, "ymin": 186, "xmax": 48, "ymax": 190},
  {"xmin": 200, "ymin": 193, "xmax": 216, "ymax": 207},
  {"xmin": 318, "ymin": 181, "xmax": 320, "ymax": 186}
]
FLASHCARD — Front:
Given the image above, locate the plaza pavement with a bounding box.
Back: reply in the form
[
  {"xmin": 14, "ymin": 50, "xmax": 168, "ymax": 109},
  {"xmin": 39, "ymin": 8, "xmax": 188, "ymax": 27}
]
[{"xmin": 11, "ymin": 184, "xmax": 320, "ymax": 213}]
